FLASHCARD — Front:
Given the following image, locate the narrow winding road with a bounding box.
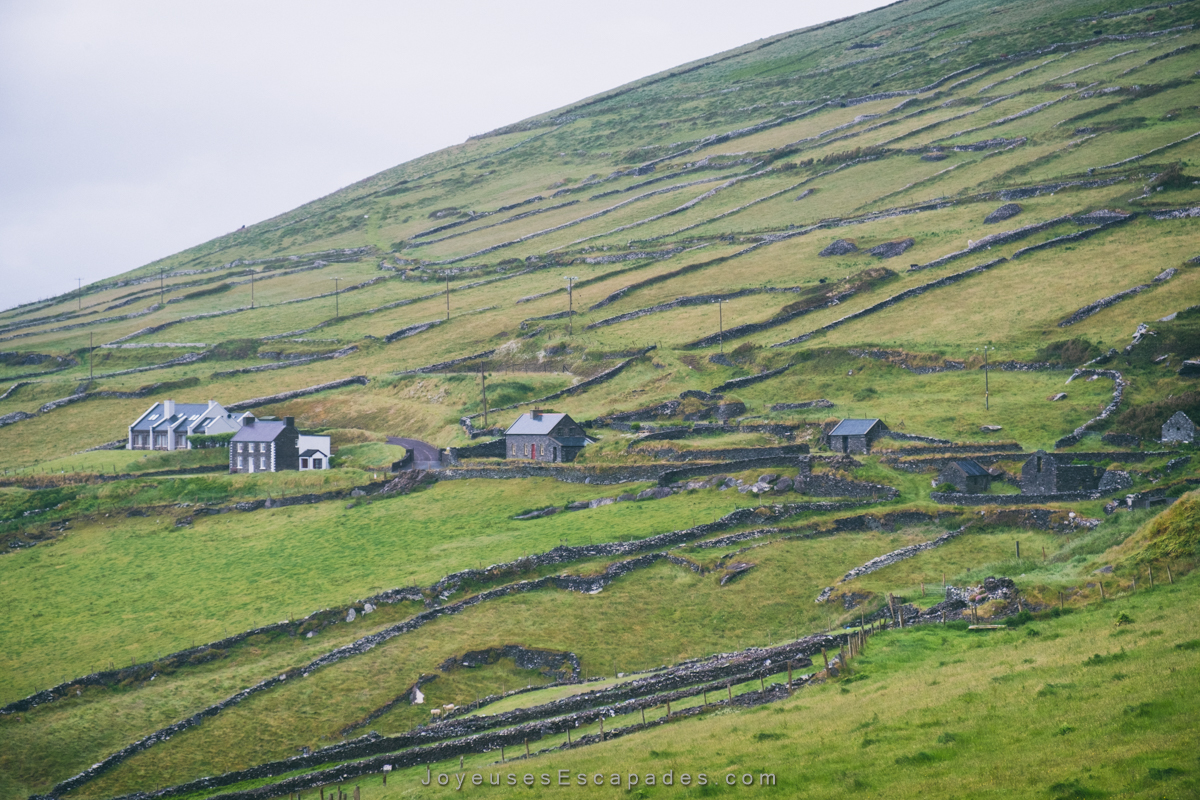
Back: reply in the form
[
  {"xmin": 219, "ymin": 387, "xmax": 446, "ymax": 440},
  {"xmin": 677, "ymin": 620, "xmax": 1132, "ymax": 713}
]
[{"xmin": 386, "ymin": 436, "xmax": 442, "ymax": 468}]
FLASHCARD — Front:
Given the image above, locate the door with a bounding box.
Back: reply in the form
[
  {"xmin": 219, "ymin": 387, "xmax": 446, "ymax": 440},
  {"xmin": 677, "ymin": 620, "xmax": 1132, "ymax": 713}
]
[{"xmin": 530, "ymin": 444, "xmax": 537, "ymax": 460}]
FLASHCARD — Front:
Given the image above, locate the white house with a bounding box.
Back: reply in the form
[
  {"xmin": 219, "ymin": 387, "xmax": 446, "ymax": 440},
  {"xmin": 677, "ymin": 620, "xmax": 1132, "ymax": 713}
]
[
  {"xmin": 128, "ymin": 399, "xmax": 243, "ymax": 451},
  {"xmin": 298, "ymin": 434, "xmax": 332, "ymax": 470}
]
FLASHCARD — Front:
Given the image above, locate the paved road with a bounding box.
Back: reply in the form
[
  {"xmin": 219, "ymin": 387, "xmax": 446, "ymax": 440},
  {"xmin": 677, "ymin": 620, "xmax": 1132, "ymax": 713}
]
[{"xmin": 386, "ymin": 436, "xmax": 442, "ymax": 467}]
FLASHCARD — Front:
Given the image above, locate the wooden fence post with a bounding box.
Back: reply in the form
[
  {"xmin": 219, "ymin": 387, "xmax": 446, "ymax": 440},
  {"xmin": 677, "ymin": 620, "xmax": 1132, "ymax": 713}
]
[
  {"xmin": 1099, "ymin": 581, "xmax": 1105, "ymax": 599},
  {"xmin": 1167, "ymin": 565, "xmax": 1173, "ymax": 584}
]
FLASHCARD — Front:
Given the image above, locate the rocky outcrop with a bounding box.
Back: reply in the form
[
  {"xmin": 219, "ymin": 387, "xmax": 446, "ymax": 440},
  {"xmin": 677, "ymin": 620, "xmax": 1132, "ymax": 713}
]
[
  {"xmin": 819, "ymin": 239, "xmax": 858, "ymax": 256},
  {"xmin": 867, "ymin": 238, "xmax": 915, "ymax": 258},
  {"xmin": 984, "ymin": 203, "xmax": 1021, "ymax": 223},
  {"xmin": 771, "ymin": 399, "xmax": 834, "ymax": 411}
]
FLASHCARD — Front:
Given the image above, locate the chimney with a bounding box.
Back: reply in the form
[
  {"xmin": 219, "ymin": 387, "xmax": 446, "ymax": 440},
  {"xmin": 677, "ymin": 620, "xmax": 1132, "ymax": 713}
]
[
  {"xmin": 284, "ymin": 416, "xmax": 295, "ymax": 428},
  {"xmin": 532, "ymin": 409, "xmax": 543, "ymax": 419},
  {"xmin": 164, "ymin": 399, "xmax": 175, "ymax": 418},
  {"xmin": 243, "ymin": 413, "xmax": 255, "ymax": 426}
]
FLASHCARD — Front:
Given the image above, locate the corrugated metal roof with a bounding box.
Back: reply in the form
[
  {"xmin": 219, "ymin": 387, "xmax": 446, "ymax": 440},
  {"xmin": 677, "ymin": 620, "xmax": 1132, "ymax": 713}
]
[
  {"xmin": 505, "ymin": 412, "xmax": 569, "ymax": 436},
  {"xmin": 951, "ymin": 459, "xmax": 990, "ymax": 476},
  {"xmin": 828, "ymin": 418, "xmax": 881, "ymax": 436}
]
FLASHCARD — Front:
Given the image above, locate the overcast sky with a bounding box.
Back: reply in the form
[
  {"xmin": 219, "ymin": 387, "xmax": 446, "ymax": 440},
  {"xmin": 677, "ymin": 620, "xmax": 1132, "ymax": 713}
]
[{"xmin": 0, "ymin": 0, "xmax": 892, "ymax": 312}]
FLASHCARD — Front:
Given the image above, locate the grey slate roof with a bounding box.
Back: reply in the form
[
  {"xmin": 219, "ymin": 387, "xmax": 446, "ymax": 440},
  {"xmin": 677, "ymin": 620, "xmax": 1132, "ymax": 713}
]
[
  {"xmin": 232, "ymin": 420, "xmax": 289, "ymax": 442},
  {"xmin": 299, "ymin": 448, "xmax": 326, "ymax": 458},
  {"xmin": 505, "ymin": 412, "xmax": 569, "ymax": 436},
  {"xmin": 950, "ymin": 459, "xmax": 990, "ymax": 476},
  {"xmin": 828, "ymin": 418, "xmax": 881, "ymax": 436},
  {"xmin": 130, "ymin": 402, "xmax": 212, "ymax": 431}
]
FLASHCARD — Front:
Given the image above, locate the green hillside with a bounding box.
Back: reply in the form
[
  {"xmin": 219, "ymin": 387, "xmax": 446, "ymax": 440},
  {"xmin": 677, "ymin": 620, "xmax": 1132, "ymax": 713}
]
[{"xmin": 2, "ymin": 0, "xmax": 1199, "ymax": 797}]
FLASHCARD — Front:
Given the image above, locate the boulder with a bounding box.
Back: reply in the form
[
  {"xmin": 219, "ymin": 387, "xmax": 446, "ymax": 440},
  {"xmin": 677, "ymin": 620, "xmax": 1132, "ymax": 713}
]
[
  {"xmin": 819, "ymin": 239, "xmax": 858, "ymax": 256},
  {"xmin": 757, "ymin": 474, "xmax": 778, "ymax": 485},
  {"xmin": 346, "ymin": 608, "xmax": 357, "ymax": 622},
  {"xmin": 984, "ymin": 203, "xmax": 1021, "ymax": 223},
  {"xmin": 588, "ymin": 497, "xmax": 615, "ymax": 509},
  {"xmin": 1047, "ymin": 393, "xmax": 1068, "ymax": 401},
  {"xmin": 363, "ymin": 603, "xmax": 376, "ymax": 614},
  {"xmin": 1178, "ymin": 360, "xmax": 1200, "ymax": 377},
  {"xmin": 774, "ymin": 477, "xmax": 794, "ymax": 492},
  {"xmin": 867, "ymin": 238, "xmax": 915, "ymax": 258},
  {"xmin": 637, "ymin": 487, "xmax": 673, "ymax": 500},
  {"xmin": 980, "ymin": 425, "xmax": 1003, "ymax": 432}
]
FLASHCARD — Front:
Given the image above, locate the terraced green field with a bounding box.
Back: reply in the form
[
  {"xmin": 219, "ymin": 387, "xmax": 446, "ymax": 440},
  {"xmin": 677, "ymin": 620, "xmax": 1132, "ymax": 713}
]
[{"xmin": 2, "ymin": 0, "xmax": 1199, "ymax": 797}]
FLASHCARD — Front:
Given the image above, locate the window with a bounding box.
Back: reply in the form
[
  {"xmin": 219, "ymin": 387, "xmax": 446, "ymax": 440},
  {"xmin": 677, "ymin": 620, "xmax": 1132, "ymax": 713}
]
[
  {"xmin": 237, "ymin": 443, "xmax": 244, "ymax": 452},
  {"xmin": 300, "ymin": 458, "xmax": 309, "ymax": 469},
  {"xmin": 524, "ymin": 444, "xmax": 529, "ymax": 456},
  {"xmin": 249, "ymin": 443, "xmax": 256, "ymax": 453},
  {"xmin": 237, "ymin": 457, "xmax": 243, "ymax": 468},
  {"xmin": 313, "ymin": 458, "xmax": 322, "ymax": 469},
  {"xmin": 260, "ymin": 457, "xmax": 267, "ymax": 470}
]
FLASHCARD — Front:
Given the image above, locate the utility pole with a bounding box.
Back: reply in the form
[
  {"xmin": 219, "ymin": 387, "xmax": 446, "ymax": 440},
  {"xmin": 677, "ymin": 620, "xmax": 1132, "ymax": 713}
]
[
  {"xmin": 445, "ymin": 278, "xmax": 450, "ymax": 321},
  {"xmin": 76, "ymin": 278, "xmax": 82, "ymax": 310},
  {"xmin": 563, "ymin": 276, "xmax": 579, "ymax": 335},
  {"xmin": 977, "ymin": 344, "xmax": 994, "ymax": 410},
  {"xmin": 480, "ymin": 362, "xmax": 488, "ymax": 428},
  {"xmin": 331, "ymin": 277, "xmax": 340, "ymax": 318}
]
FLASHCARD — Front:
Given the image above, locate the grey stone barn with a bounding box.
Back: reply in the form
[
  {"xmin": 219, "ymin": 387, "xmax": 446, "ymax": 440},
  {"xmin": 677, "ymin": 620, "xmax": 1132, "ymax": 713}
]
[
  {"xmin": 505, "ymin": 411, "xmax": 592, "ymax": 463},
  {"xmin": 1162, "ymin": 411, "xmax": 1195, "ymax": 444},
  {"xmin": 827, "ymin": 418, "xmax": 889, "ymax": 454},
  {"xmin": 1020, "ymin": 450, "xmax": 1104, "ymax": 494},
  {"xmin": 230, "ymin": 415, "xmax": 300, "ymax": 473},
  {"xmin": 937, "ymin": 459, "xmax": 992, "ymax": 493}
]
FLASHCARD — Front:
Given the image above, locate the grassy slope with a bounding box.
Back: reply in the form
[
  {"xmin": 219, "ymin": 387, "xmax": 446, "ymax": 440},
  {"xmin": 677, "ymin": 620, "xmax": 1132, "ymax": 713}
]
[{"xmin": 2, "ymin": 0, "xmax": 1200, "ymax": 797}]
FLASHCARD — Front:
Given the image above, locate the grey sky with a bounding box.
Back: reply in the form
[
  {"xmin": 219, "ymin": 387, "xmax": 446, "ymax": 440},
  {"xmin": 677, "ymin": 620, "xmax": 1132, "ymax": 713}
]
[{"xmin": 0, "ymin": 0, "xmax": 891, "ymax": 312}]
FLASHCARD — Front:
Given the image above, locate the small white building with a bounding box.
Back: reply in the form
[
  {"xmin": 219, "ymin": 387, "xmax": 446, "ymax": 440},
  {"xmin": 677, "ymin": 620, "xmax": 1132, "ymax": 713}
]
[
  {"xmin": 128, "ymin": 399, "xmax": 243, "ymax": 450},
  {"xmin": 298, "ymin": 434, "xmax": 332, "ymax": 470}
]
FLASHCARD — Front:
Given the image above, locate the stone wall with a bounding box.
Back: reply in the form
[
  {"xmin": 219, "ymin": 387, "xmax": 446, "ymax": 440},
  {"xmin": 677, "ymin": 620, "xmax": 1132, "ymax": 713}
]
[
  {"xmin": 772, "ymin": 258, "xmax": 1008, "ymax": 347},
  {"xmin": 629, "ymin": 444, "xmax": 809, "ymax": 463},
  {"xmin": 931, "ymin": 490, "xmax": 1100, "ymax": 505},
  {"xmin": 446, "ymin": 439, "xmax": 506, "ymax": 463},
  {"xmin": 226, "ymin": 376, "xmax": 369, "ymax": 412}
]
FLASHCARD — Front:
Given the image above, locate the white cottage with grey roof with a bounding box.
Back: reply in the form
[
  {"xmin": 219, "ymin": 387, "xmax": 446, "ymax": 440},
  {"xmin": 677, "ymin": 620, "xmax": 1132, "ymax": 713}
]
[
  {"xmin": 505, "ymin": 410, "xmax": 592, "ymax": 462},
  {"xmin": 128, "ymin": 399, "xmax": 243, "ymax": 451}
]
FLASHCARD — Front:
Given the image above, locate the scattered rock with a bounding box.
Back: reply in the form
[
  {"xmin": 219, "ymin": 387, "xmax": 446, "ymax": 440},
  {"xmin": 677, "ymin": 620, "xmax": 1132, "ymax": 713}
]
[
  {"xmin": 1047, "ymin": 393, "xmax": 1068, "ymax": 401},
  {"xmin": 1098, "ymin": 470, "xmax": 1133, "ymax": 492},
  {"xmin": 351, "ymin": 488, "xmax": 366, "ymax": 497},
  {"xmin": 867, "ymin": 238, "xmax": 915, "ymax": 258},
  {"xmin": 1095, "ymin": 565, "xmax": 1114, "ymax": 574},
  {"xmin": 980, "ymin": 425, "xmax": 1003, "ymax": 432},
  {"xmin": 819, "ymin": 239, "xmax": 858, "ymax": 256},
  {"xmin": 775, "ymin": 477, "xmax": 794, "ymax": 492},
  {"xmin": 984, "ymin": 203, "xmax": 1022, "ymax": 223},
  {"xmin": 720, "ymin": 562, "xmax": 756, "ymax": 585},
  {"xmin": 1178, "ymin": 360, "xmax": 1200, "ymax": 377},
  {"xmin": 363, "ymin": 603, "xmax": 376, "ymax": 614},
  {"xmin": 757, "ymin": 474, "xmax": 778, "ymax": 485},
  {"xmin": 588, "ymin": 497, "xmax": 614, "ymax": 508},
  {"xmin": 1153, "ymin": 267, "xmax": 1177, "ymax": 283},
  {"xmin": 346, "ymin": 608, "xmax": 357, "ymax": 622}
]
